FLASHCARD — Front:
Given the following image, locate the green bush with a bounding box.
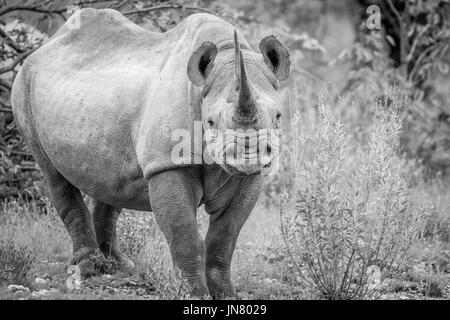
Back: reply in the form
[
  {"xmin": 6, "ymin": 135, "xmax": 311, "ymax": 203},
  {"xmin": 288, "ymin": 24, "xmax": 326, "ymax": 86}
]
[{"xmin": 280, "ymin": 90, "xmax": 426, "ymax": 299}]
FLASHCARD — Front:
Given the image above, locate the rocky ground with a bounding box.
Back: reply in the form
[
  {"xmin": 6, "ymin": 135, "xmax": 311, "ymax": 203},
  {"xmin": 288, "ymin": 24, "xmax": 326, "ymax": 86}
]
[
  {"xmin": 4, "ymin": 261, "xmax": 168, "ymax": 300},
  {"xmin": 2, "ymin": 254, "xmax": 449, "ymax": 300}
]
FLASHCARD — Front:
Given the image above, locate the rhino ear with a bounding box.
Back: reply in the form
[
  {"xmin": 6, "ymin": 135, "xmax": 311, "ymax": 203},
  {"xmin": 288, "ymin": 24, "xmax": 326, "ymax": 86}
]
[
  {"xmin": 187, "ymin": 41, "xmax": 218, "ymax": 86},
  {"xmin": 259, "ymin": 36, "xmax": 290, "ymax": 81}
]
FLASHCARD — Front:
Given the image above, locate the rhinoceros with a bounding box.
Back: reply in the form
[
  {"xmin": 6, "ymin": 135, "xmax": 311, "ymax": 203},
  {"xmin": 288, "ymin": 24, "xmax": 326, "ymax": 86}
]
[{"xmin": 11, "ymin": 8, "xmax": 290, "ymax": 298}]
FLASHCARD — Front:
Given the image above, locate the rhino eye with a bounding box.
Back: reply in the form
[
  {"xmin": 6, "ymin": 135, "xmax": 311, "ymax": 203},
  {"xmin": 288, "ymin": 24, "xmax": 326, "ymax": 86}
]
[
  {"xmin": 276, "ymin": 112, "xmax": 282, "ymax": 120},
  {"xmin": 207, "ymin": 119, "xmax": 215, "ymax": 127}
]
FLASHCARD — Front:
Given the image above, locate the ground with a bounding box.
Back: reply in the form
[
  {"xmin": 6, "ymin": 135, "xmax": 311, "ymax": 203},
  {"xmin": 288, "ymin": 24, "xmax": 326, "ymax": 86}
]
[{"xmin": 1, "ymin": 184, "xmax": 449, "ymax": 300}]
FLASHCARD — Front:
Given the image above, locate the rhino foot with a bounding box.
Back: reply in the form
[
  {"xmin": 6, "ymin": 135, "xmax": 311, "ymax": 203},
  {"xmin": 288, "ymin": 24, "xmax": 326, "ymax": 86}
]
[
  {"xmin": 110, "ymin": 251, "xmax": 135, "ymax": 274},
  {"xmin": 209, "ymin": 286, "xmax": 235, "ymax": 300},
  {"xmin": 70, "ymin": 247, "xmax": 111, "ymax": 278},
  {"xmin": 206, "ymin": 268, "xmax": 235, "ymax": 299}
]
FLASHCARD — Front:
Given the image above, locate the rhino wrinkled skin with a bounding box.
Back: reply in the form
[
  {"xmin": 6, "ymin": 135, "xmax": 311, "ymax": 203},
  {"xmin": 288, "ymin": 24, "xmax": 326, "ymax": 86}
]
[{"xmin": 11, "ymin": 8, "xmax": 290, "ymax": 298}]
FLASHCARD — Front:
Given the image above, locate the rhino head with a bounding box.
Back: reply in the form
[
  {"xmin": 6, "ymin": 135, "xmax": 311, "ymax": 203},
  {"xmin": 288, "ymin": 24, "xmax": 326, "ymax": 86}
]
[{"xmin": 187, "ymin": 30, "xmax": 290, "ymax": 176}]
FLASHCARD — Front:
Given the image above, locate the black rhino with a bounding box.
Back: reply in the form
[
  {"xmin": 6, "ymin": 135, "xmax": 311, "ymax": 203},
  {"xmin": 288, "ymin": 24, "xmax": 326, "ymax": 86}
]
[{"xmin": 11, "ymin": 8, "xmax": 290, "ymax": 298}]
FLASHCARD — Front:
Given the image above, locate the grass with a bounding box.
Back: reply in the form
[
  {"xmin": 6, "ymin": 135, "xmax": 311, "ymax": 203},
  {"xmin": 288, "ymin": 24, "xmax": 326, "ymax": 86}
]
[{"xmin": 1, "ymin": 178, "xmax": 448, "ymax": 300}]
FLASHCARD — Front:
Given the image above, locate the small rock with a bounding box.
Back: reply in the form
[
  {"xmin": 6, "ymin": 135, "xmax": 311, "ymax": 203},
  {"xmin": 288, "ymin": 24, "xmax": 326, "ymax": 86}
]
[
  {"xmin": 367, "ymin": 265, "xmax": 382, "ymax": 291},
  {"xmin": 135, "ymin": 288, "xmax": 147, "ymax": 295},
  {"xmin": 126, "ymin": 280, "xmax": 138, "ymax": 286},
  {"xmin": 31, "ymin": 288, "xmax": 58, "ymax": 297},
  {"xmin": 238, "ymin": 292, "xmax": 254, "ymax": 300},
  {"xmin": 107, "ymin": 287, "xmax": 119, "ymax": 294},
  {"xmin": 35, "ymin": 277, "xmax": 50, "ymax": 285},
  {"xmin": 268, "ymin": 255, "xmax": 285, "ymax": 264},
  {"xmin": 48, "ymin": 262, "xmax": 64, "ymax": 267},
  {"xmin": 427, "ymin": 282, "xmax": 443, "ymax": 298},
  {"xmin": 7, "ymin": 285, "xmax": 30, "ymax": 295}
]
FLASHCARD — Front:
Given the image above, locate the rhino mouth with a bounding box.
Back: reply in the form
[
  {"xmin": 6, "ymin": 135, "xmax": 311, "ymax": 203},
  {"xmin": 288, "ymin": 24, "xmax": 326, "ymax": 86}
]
[
  {"xmin": 220, "ymin": 141, "xmax": 277, "ymax": 176},
  {"xmin": 225, "ymin": 161, "xmax": 273, "ymax": 176},
  {"xmin": 204, "ymin": 127, "xmax": 279, "ymax": 175}
]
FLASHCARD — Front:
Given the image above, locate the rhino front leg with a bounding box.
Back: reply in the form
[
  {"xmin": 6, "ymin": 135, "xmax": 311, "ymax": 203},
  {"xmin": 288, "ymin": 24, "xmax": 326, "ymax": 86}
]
[
  {"xmin": 205, "ymin": 176, "xmax": 262, "ymax": 299},
  {"xmin": 148, "ymin": 169, "xmax": 208, "ymax": 297},
  {"xmin": 89, "ymin": 199, "xmax": 135, "ymax": 272}
]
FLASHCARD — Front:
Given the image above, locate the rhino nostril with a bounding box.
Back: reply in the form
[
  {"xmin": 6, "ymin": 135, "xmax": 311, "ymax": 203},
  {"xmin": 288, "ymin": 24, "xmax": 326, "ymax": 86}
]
[
  {"xmin": 266, "ymin": 144, "xmax": 272, "ymax": 156},
  {"xmin": 245, "ymin": 136, "xmax": 250, "ymax": 151}
]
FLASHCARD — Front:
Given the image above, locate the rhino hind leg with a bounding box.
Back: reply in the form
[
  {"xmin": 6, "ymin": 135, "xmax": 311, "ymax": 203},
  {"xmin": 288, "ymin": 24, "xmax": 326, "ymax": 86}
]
[
  {"xmin": 89, "ymin": 199, "xmax": 135, "ymax": 272},
  {"xmin": 43, "ymin": 169, "xmax": 107, "ymax": 277}
]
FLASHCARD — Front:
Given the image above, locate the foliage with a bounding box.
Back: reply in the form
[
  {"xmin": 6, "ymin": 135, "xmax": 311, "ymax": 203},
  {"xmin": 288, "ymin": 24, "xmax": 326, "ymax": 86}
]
[
  {"xmin": 423, "ymin": 211, "xmax": 450, "ymax": 242},
  {"xmin": 334, "ymin": 0, "xmax": 450, "ymax": 173},
  {"xmin": 357, "ymin": 0, "xmax": 450, "ymax": 97},
  {"xmin": 280, "ymin": 90, "xmax": 427, "ymax": 299},
  {"xmin": 0, "ymin": 237, "xmax": 35, "ymax": 286}
]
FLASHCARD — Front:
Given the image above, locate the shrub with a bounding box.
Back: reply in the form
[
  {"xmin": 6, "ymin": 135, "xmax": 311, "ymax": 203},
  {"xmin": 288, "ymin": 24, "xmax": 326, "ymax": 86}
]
[
  {"xmin": 280, "ymin": 89, "xmax": 426, "ymax": 299},
  {"xmin": 0, "ymin": 237, "xmax": 35, "ymax": 286},
  {"xmin": 423, "ymin": 210, "xmax": 450, "ymax": 243},
  {"xmin": 0, "ymin": 199, "xmax": 71, "ymax": 261}
]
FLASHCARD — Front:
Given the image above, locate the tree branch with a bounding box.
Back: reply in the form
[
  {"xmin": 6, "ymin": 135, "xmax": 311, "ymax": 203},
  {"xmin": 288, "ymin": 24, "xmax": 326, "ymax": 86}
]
[
  {"xmin": 0, "ymin": 78, "xmax": 12, "ymax": 91},
  {"xmin": 17, "ymin": 165, "xmax": 40, "ymax": 171},
  {"xmin": 122, "ymin": 4, "xmax": 217, "ymax": 16},
  {"xmin": 385, "ymin": 0, "xmax": 403, "ymax": 28},
  {"xmin": 122, "ymin": 3, "xmax": 239, "ymax": 26},
  {"xmin": 386, "ymin": 0, "xmax": 408, "ymax": 66},
  {"xmin": 0, "ymin": 27, "xmax": 25, "ymax": 53},
  {"xmin": 0, "ymin": 46, "xmax": 38, "ymax": 75},
  {"xmin": 0, "ymin": 107, "xmax": 12, "ymax": 113},
  {"xmin": 0, "ymin": 5, "xmax": 66, "ymax": 16}
]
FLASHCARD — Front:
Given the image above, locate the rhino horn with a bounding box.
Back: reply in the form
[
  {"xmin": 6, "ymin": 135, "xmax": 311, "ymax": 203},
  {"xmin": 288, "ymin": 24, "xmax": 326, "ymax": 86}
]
[{"xmin": 233, "ymin": 30, "xmax": 256, "ymax": 118}]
